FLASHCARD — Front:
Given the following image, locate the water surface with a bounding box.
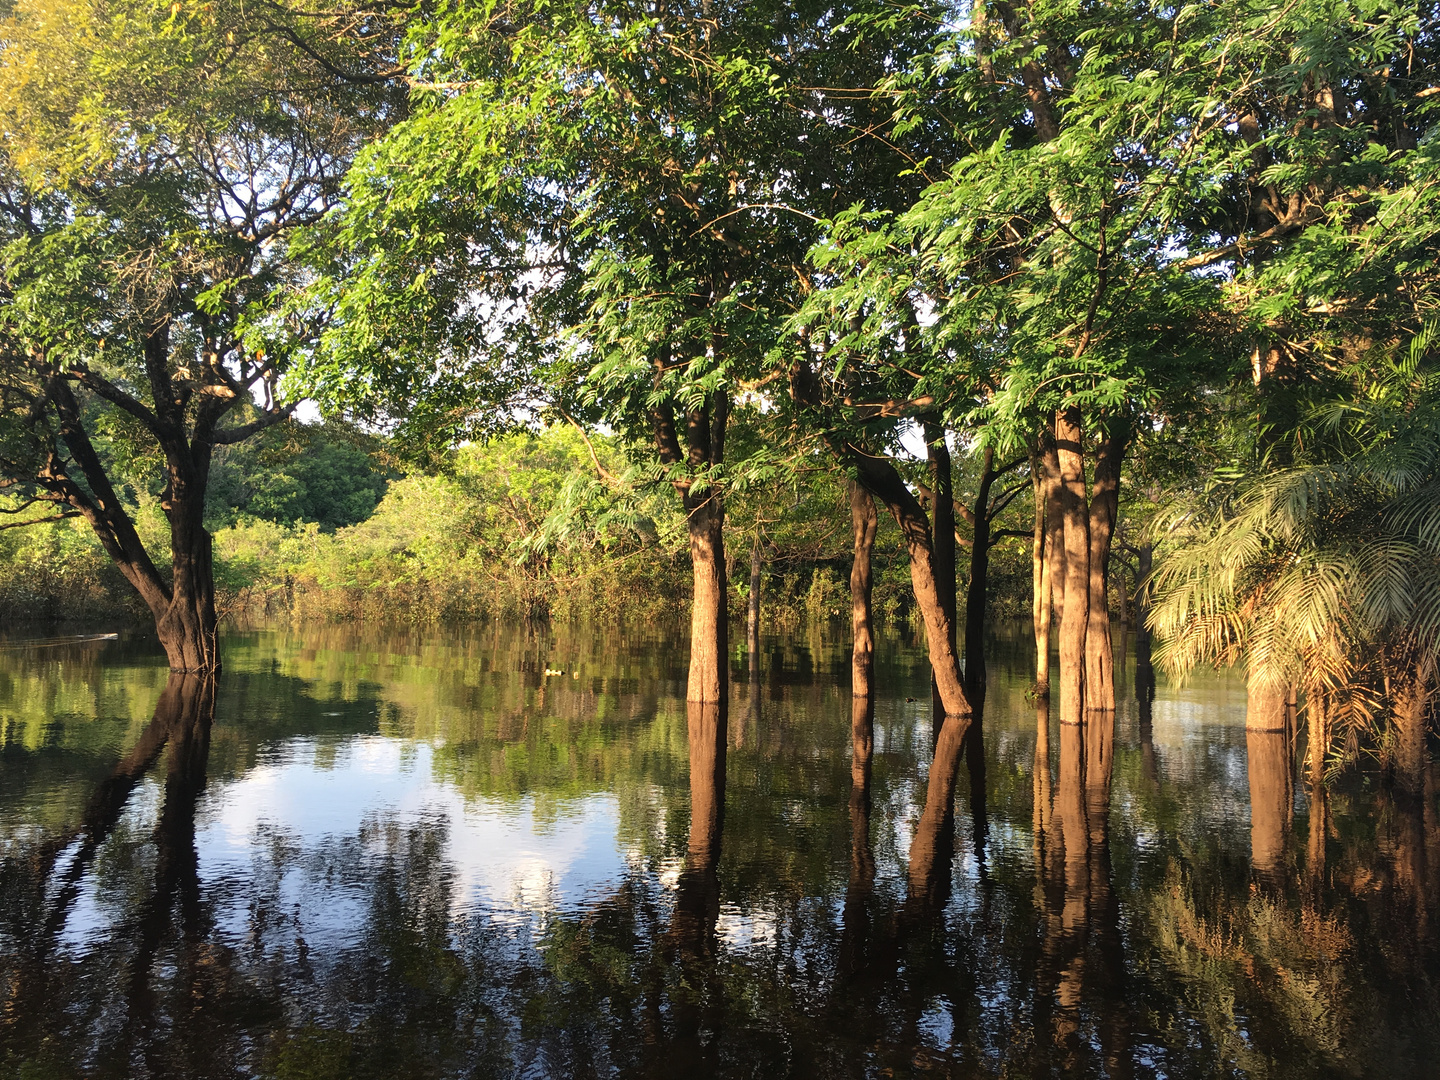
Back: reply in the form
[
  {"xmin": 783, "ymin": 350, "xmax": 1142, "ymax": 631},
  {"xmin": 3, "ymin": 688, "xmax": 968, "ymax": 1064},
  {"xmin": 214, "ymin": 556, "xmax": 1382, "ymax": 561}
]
[{"xmin": 1, "ymin": 623, "xmax": 1436, "ymax": 1078}]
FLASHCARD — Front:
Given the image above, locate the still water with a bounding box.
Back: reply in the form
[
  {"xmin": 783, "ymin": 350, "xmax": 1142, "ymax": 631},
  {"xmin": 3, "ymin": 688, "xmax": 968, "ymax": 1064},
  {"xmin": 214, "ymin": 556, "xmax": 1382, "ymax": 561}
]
[{"xmin": 0, "ymin": 622, "xmax": 1436, "ymax": 1079}]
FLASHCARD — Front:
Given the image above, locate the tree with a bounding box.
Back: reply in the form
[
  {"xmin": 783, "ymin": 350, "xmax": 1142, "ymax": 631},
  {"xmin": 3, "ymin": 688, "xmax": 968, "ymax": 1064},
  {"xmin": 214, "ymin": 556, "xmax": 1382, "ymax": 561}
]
[
  {"xmin": 300, "ymin": 0, "xmax": 954, "ymax": 704},
  {"xmin": 0, "ymin": 0, "xmax": 401, "ymax": 669}
]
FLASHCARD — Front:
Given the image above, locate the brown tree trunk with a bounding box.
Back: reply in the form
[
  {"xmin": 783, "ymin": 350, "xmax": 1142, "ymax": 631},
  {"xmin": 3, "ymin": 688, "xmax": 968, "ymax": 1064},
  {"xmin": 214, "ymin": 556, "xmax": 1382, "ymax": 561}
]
[
  {"xmin": 1083, "ymin": 419, "xmax": 1128, "ymax": 713},
  {"xmin": 653, "ymin": 383, "xmax": 730, "ymax": 706},
  {"xmin": 1247, "ymin": 676, "xmax": 1291, "ymax": 885},
  {"xmin": 849, "ymin": 479, "xmax": 878, "ymax": 699},
  {"xmin": 49, "ymin": 378, "xmax": 220, "ymax": 673},
  {"xmin": 157, "ymin": 508, "xmax": 219, "ymax": 673},
  {"xmin": 924, "ymin": 418, "xmax": 957, "ymax": 739},
  {"xmin": 1031, "ymin": 447, "xmax": 1055, "ymax": 696},
  {"xmin": 685, "ymin": 492, "xmax": 728, "ymax": 704},
  {"xmin": 1054, "ymin": 407, "xmax": 1090, "ymax": 729},
  {"xmin": 1395, "ymin": 657, "xmax": 1434, "ymax": 796},
  {"xmin": 1042, "ymin": 435, "xmax": 1067, "ymax": 638},
  {"xmin": 852, "ymin": 453, "xmax": 971, "ymax": 723}
]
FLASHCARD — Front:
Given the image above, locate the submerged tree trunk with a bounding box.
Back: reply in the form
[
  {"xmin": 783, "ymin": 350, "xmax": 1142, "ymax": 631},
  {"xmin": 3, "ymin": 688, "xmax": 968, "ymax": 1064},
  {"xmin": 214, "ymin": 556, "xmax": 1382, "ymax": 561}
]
[
  {"xmin": 1247, "ymin": 676, "xmax": 1291, "ymax": 885},
  {"xmin": 747, "ymin": 528, "xmax": 762, "ymax": 665},
  {"xmin": 654, "ymin": 379, "xmax": 729, "ymax": 705},
  {"xmin": 924, "ymin": 418, "xmax": 957, "ymax": 740},
  {"xmin": 48, "ymin": 378, "xmax": 221, "ymax": 672},
  {"xmin": 1083, "ymin": 420, "xmax": 1128, "ymax": 713},
  {"xmin": 852, "ymin": 452, "xmax": 971, "ymax": 723},
  {"xmin": 1031, "ymin": 445, "xmax": 1055, "ymax": 697},
  {"xmin": 1054, "ymin": 407, "xmax": 1090, "ymax": 729},
  {"xmin": 849, "ymin": 479, "xmax": 878, "ymax": 700},
  {"xmin": 686, "ymin": 492, "xmax": 728, "ymax": 704},
  {"xmin": 1395, "ymin": 657, "xmax": 1434, "ymax": 796},
  {"xmin": 1134, "ymin": 542, "xmax": 1155, "ymax": 700}
]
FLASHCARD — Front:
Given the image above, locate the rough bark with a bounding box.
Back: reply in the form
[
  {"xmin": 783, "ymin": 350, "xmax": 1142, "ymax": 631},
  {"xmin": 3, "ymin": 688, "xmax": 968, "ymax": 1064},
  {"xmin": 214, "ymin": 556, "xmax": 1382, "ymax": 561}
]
[
  {"xmin": 1247, "ymin": 727, "xmax": 1291, "ymax": 886},
  {"xmin": 1041, "ymin": 425, "xmax": 1067, "ymax": 636},
  {"xmin": 1246, "ymin": 675, "xmax": 1289, "ymax": 732},
  {"xmin": 851, "ymin": 451, "xmax": 972, "ymax": 722},
  {"xmin": 1031, "ymin": 450, "xmax": 1051, "ymax": 695},
  {"xmin": 653, "ymin": 382, "xmax": 730, "ymax": 705},
  {"xmin": 685, "ymin": 492, "xmax": 729, "ymax": 704},
  {"xmin": 48, "ymin": 378, "xmax": 219, "ymax": 672},
  {"xmin": 1395, "ymin": 658, "xmax": 1434, "ymax": 796},
  {"xmin": 924, "ymin": 417, "xmax": 957, "ymax": 740},
  {"xmin": 1083, "ymin": 419, "xmax": 1128, "ymax": 713},
  {"xmin": 848, "ymin": 479, "xmax": 878, "ymax": 699},
  {"xmin": 1054, "ymin": 407, "xmax": 1090, "ymax": 728}
]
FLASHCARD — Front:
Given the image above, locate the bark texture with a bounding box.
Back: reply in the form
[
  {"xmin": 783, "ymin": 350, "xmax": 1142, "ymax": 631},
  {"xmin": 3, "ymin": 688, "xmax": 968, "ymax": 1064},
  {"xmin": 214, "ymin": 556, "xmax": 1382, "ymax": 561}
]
[
  {"xmin": 1247, "ymin": 727, "xmax": 1291, "ymax": 885},
  {"xmin": 1032, "ymin": 442, "xmax": 1058, "ymax": 696},
  {"xmin": 653, "ymin": 379, "xmax": 730, "ymax": 704},
  {"xmin": 1083, "ymin": 420, "xmax": 1128, "ymax": 712},
  {"xmin": 1394, "ymin": 658, "xmax": 1433, "ymax": 796},
  {"xmin": 1054, "ymin": 407, "xmax": 1090, "ymax": 728},
  {"xmin": 852, "ymin": 452, "xmax": 972, "ymax": 722}
]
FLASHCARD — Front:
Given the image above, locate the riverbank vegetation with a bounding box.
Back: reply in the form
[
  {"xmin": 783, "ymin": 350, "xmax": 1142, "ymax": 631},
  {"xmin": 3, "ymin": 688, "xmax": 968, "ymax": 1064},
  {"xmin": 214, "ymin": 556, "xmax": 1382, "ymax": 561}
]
[{"xmin": 1, "ymin": 0, "xmax": 1436, "ymax": 789}]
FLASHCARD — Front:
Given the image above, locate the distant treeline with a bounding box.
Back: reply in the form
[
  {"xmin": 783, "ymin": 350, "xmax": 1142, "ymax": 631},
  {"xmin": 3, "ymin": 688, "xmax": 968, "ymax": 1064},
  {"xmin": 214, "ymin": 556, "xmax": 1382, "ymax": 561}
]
[{"xmin": 0, "ymin": 422, "xmax": 1034, "ymax": 629}]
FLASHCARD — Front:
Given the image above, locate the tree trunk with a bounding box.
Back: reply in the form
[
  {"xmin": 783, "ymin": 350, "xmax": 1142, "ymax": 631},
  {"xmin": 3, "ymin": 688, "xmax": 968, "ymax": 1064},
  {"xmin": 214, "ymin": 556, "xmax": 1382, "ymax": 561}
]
[
  {"xmin": 1083, "ymin": 419, "xmax": 1128, "ymax": 713},
  {"xmin": 1247, "ymin": 726, "xmax": 1290, "ymax": 886},
  {"xmin": 849, "ymin": 479, "xmax": 878, "ymax": 699},
  {"xmin": 924, "ymin": 418, "xmax": 957, "ymax": 739},
  {"xmin": 1247, "ymin": 675, "xmax": 1291, "ymax": 885},
  {"xmin": 653, "ymin": 384, "xmax": 730, "ymax": 706},
  {"xmin": 1054, "ymin": 407, "xmax": 1090, "ymax": 728},
  {"xmin": 965, "ymin": 446, "xmax": 997, "ymax": 706},
  {"xmin": 747, "ymin": 528, "xmax": 762, "ymax": 664},
  {"xmin": 852, "ymin": 454, "xmax": 971, "ymax": 723},
  {"xmin": 157, "ymin": 504, "xmax": 219, "ymax": 673},
  {"xmin": 1395, "ymin": 657, "xmax": 1434, "ymax": 796},
  {"xmin": 1031, "ymin": 446, "xmax": 1055, "ymax": 696},
  {"xmin": 1041, "ymin": 435, "xmax": 1066, "ymax": 638},
  {"xmin": 685, "ymin": 492, "xmax": 728, "ymax": 704},
  {"xmin": 1134, "ymin": 542, "xmax": 1155, "ymax": 701}
]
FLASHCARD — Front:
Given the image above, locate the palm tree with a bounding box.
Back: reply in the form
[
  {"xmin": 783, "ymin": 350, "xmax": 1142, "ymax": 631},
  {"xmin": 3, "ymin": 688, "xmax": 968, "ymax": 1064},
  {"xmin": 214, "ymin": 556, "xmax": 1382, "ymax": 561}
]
[{"xmin": 1147, "ymin": 328, "xmax": 1440, "ymax": 792}]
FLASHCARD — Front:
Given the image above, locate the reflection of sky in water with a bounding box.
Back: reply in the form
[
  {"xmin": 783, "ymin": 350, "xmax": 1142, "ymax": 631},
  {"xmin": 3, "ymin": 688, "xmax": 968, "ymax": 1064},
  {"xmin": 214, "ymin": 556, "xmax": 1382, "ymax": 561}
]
[{"xmin": 58, "ymin": 736, "xmax": 634, "ymax": 957}]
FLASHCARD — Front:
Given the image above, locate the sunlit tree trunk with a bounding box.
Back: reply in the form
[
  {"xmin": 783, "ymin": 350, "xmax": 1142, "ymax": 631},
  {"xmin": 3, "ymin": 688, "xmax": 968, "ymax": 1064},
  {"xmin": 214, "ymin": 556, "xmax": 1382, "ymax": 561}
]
[
  {"xmin": 1083, "ymin": 419, "xmax": 1128, "ymax": 713},
  {"xmin": 654, "ymin": 379, "xmax": 729, "ymax": 705},
  {"xmin": 1394, "ymin": 656, "xmax": 1434, "ymax": 796},
  {"xmin": 1055, "ymin": 407, "xmax": 1090, "ymax": 729},
  {"xmin": 852, "ymin": 453, "xmax": 972, "ymax": 723},
  {"xmin": 1247, "ymin": 676, "xmax": 1291, "ymax": 885}
]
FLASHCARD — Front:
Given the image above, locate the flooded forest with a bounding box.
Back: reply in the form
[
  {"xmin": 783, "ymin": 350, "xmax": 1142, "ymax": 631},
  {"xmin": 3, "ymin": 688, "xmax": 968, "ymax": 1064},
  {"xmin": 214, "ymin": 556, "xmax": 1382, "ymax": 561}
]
[{"xmin": 2, "ymin": 0, "xmax": 1438, "ymax": 1076}]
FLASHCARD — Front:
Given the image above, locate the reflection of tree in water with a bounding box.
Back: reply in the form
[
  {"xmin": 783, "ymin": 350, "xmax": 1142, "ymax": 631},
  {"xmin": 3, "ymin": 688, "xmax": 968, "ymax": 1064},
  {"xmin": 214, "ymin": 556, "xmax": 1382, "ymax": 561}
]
[{"xmin": 5, "ymin": 628, "xmax": 1440, "ymax": 1079}]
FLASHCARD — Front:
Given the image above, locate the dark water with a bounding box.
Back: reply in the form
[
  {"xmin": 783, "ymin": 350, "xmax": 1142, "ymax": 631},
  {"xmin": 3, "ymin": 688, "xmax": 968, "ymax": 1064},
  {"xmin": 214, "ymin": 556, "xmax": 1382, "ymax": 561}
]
[{"xmin": 1, "ymin": 623, "xmax": 1436, "ymax": 1079}]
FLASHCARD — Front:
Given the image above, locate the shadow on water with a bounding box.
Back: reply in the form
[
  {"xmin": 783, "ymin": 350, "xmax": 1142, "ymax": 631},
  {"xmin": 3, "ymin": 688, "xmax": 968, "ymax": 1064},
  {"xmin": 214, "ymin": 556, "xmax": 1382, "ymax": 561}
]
[{"xmin": 1, "ymin": 621, "xmax": 1438, "ymax": 1078}]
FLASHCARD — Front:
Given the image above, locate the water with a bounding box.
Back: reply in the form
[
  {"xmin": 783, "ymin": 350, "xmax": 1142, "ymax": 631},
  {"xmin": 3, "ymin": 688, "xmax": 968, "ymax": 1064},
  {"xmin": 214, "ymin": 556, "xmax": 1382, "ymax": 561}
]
[{"xmin": 1, "ymin": 622, "xmax": 1436, "ymax": 1079}]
